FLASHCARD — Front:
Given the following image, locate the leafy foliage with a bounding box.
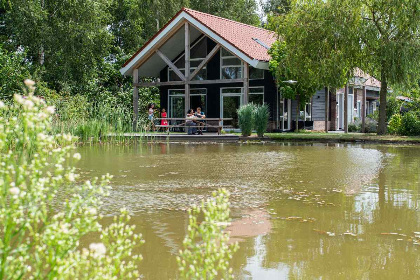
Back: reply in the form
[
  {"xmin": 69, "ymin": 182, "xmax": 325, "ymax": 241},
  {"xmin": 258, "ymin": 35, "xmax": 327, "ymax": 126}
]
[
  {"xmin": 253, "ymin": 104, "xmax": 270, "ymax": 137},
  {"xmin": 177, "ymin": 188, "xmax": 239, "ymax": 280},
  {"xmin": 0, "ymin": 46, "xmax": 31, "ymax": 100},
  {"xmin": 0, "ymin": 81, "xmax": 144, "ymax": 279},
  {"xmin": 237, "ymin": 103, "xmax": 255, "ymax": 136}
]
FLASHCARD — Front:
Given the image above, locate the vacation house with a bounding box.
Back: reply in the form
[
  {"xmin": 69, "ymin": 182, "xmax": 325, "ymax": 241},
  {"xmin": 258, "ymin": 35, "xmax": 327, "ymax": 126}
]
[{"xmin": 120, "ymin": 8, "xmax": 381, "ymax": 132}]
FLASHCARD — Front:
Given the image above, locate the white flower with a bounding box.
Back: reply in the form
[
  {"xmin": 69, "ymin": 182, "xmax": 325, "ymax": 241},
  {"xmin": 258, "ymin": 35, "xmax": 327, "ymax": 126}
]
[
  {"xmin": 73, "ymin": 153, "xmax": 81, "ymax": 160},
  {"xmin": 0, "ymin": 101, "xmax": 5, "ymax": 109},
  {"xmin": 23, "ymin": 100, "xmax": 34, "ymax": 109},
  {"xmin": 88, "ymin": 208, "xmax": 97, "ymax": 215},
  {"xmin": 9, "ymin": 187, "xmax": 20, "ymax": 196},
  {"xmin": 14, "ymin": 94, "xmax": 24, "ymax": 104},
  {"xmin": 46, "ymin": 106, "xmax": 55, "ymax": 114},
  {"xmin": 38, "ymin": 112, "xmax": 48, "ymax": 120},
  {"xmin": 63, "ymin": 134, "xmax": 72, "ymax": 142},
  {"xmin": 89, "ymin": 243, "xmax": 106, "ymax": 256},
  {"xmin": 67, "ymin": 173, "xmax": 76, "ymax": 182},
  {"xmin": 24, "ymin": 79, "xmax": 35, "ymax": 87},
  {"xmin": 37, "ymin": 133, "xmax": 47, "ymax": 140}
]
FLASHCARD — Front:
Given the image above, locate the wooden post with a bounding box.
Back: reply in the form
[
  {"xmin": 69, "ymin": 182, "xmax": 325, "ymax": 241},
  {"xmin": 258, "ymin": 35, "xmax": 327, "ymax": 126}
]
[
  {"xmin": 243, "ymin": 63, "xmax": 249, "ymax": 104},
  {"xmin": 325, "ymin": 87, "xmax": 329, "ymax": 133},
  {"xmin": 344, "ymin": 84, "xmax": 348, "ymax": 133},
  {"xmin": 184, "ymin": 22, "xmax": 190, "ymax": 114},
  {"xmin": 132, "ymin": 68, "xmax": 139, "ymax": 131},
  {"xmin": 362, "ymin": 85, "xmax": 366, "ymax": 133}
]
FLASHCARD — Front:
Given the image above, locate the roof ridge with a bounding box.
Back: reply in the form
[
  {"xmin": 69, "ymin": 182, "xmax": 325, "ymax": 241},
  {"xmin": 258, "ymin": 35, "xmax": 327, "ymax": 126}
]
[{"xmin": 182, "ymin": 7, "xmax": 275, "ymax": 34}]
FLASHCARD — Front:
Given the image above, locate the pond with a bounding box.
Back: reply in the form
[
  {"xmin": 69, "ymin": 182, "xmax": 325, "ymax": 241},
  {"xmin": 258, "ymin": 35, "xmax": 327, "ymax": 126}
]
[{"xmin": 76, "ymin": 142, "xmax": 420, "ymax": 279}]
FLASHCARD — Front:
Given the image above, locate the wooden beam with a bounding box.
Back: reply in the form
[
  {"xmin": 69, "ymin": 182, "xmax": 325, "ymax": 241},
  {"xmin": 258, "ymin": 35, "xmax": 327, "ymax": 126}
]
[
  {"xmin": 135, "ymin": 78, "xmax": 246, "ymax": 87},
  {"xmin": 243, "ymin": 63, "xmax": 249, "ymax": 104},
  {"xmin": 184, "ymin": 22, "xmax": 190, "ymax": 114},
  {"xmin": 362, "ymin": 85, "xmax": 366, "ymax": 133},
  {"xmin": 135, "ymin": 81, "xmax": 185, "ymax": 87},
  {"xmin": 156, "ymin": 49, "xmax": 186, "ymax": 81},
  {"xmin": 132, "ymin": 68, "xmax": 139, "ymax": 131},
  {"xmin": 189, "ymin": 78, "xmax": 244, "ymax": 85},
  {"xmin": 189, "ymin": 44, "xmax": 221, "ymax": 81},
  {"xmin": 344, "ymin": 84, "xmax": 348, "ymax": 133},
  {"xmin": 325, "ymin": 86, "xmax": 329, "ymax": 133}
]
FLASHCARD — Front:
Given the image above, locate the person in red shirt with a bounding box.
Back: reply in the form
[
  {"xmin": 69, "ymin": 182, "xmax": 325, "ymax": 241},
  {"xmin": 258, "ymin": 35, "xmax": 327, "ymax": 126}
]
[{"xmin": 161, "ymin": 108, "xmax": 169, "ymax": 132}]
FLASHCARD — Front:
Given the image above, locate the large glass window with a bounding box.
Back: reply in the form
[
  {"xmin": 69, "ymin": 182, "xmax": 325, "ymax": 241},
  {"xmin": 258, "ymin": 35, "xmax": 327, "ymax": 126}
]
[
  {"xmin": 220, "ymin": 48, "xmax": 243, "ymax": 79},
  {"xmin": 250, "ymin": 67, "xmax": 264, "ymax": 79},
  {"xmin": 168, "ymin": 37, "xmax": 207, "ymax": 81},
  {"xmin": 249, "ymin": 87, "xmax": 264, "ymax": 105},
  {"xmin": 168, "ymin": 89, "xmax": 207, "ymax": 119}
]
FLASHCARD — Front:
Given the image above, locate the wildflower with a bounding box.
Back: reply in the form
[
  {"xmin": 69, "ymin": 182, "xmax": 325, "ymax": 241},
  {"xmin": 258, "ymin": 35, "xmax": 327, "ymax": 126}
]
[
  {"xmin": 46, "ymin": 106, "xmax": 55, "ymax": 114},
  {"xmin": 89, "ymin": 243, "xmax": 106, "ymax": 256},
  {"xmin": 63, "ymin": 134, "xmax": 72, "ymax": 142},
  {"xmin": 87, "ymin": 208, "xmax": 97, "ymax": 215},
  {"xmin": 73, "ymin": 153, "xmax": 81, "ymax": 160},
  {"xmin": 23, "ymin": 100, "xmax": 34, "ymax": 109},
  {"xmin": 0, "ymin": 101, "xmax": 5, "ymax": 109},
  {"xmin": 14, "ymin": 94, "xmax": 24, "ymax": 104},
  {"xmin": 24, "ymin": 79, "xmax": 35, "ymax": 87},
  {"xmin": 38, "ymin": 112, "xmax": 48, "ymax": 120},
  {"xmin": 67, "ymin": 173, "xmax": 76, "ymax": 182},
  {"xmin": 9, "ymin": 187, "xmax": 20, "ymax": 196}
]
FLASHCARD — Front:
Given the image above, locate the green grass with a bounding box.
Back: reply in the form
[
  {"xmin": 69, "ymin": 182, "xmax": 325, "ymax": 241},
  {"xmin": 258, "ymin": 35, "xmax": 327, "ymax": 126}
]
[{"xmin": 256, "ymin": 132, "xmax": 420, "ymax": 144}]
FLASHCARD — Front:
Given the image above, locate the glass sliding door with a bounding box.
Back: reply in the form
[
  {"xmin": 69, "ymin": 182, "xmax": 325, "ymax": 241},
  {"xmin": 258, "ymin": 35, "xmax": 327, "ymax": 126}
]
[
  {"xmin": 221, "ymin": 88, "xmax": 243, "ymax": 128},
  {"xmin": 168, "ymin": 89, "xmax": 207, "ymax": 121},
  {"xmin": 168, "ymin": 90, "xmax": 185, "ymax": 119},
  {"xmin": 190, "ymin": 89, "xmax": 207, "ymax": 113},
  {"xmin": 279, "ymin": 98, "xmax": 291, "ymax": 131}
]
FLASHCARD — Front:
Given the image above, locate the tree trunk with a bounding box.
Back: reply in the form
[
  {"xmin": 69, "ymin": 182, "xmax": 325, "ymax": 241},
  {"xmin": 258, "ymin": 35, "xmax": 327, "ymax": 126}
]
[
  {"xmin": 377, "ymin": 70, "xmax": 388, "ymax": 135},
  {"xmin": 295, "ymin": 94, "xmax": 299, "ymax": 132}
]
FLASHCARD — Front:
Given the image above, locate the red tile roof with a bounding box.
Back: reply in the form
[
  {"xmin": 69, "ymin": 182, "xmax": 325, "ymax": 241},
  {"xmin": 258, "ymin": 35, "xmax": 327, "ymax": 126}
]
[
  {"xmin": 123, "ymin": 8, "xmax": 276, "ymax": 67},
  {"xmin": 183, "ymin": 8, "xmax": 276, "ymax": 61}
]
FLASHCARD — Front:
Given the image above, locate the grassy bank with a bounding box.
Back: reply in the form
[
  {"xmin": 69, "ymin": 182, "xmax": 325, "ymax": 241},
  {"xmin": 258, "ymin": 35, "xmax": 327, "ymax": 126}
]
[{"xmin": 255, "ymin": 132, "xmax": 420, "ymax": 144}]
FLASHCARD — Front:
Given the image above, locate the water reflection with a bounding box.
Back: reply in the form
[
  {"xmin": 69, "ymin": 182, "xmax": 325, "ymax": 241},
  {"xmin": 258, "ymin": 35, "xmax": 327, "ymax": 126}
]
[{"xmin": 76, "ymin": 143, "xmax": 420, "ymax": 279}]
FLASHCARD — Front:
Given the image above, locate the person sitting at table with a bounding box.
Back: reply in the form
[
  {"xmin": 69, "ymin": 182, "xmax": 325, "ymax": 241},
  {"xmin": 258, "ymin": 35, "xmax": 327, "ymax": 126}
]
[
  {"xmin": 186, "ymin": 109, "xmax": 197, "ymax": 135},
  {"xmin": 194, "ymin": 107, "xmax": 206, "ymax": 135}
]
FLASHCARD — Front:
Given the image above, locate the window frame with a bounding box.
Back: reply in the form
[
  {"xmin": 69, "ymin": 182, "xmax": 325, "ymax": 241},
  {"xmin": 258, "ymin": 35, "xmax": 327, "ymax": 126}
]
[{"xmin": 220, "ymin": 48, "xmax": 243, "ymax": 80}]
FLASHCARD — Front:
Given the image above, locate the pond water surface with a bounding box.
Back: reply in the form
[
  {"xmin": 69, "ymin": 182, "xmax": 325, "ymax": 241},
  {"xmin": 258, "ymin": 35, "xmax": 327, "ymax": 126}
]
[{"xmin": 76, "ymin": 142, "xmax": 420, "ymax": 279}]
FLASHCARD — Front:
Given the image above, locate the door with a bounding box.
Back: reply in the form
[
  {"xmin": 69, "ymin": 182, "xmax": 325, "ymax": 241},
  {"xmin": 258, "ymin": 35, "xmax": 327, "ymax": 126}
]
[
  {"xmin": 279, "ymin": 99, "xmax": 291, "ymax": 131},
  {"xmin": 221, "ymin": 93, "xmax": 242, "ymax": 128},
  {"xmin": 337, "ymin": 93, "xmax": 344, "ymax": 130}
]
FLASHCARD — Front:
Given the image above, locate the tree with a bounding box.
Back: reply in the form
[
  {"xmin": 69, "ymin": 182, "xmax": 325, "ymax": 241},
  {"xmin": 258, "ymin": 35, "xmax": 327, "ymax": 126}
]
[
  {"xmin": 358, "ymin": 0, "xmax": 420, "ymax": 134},
  {"xmin": 3, "ymin": 0, "xmax": 113, "ymax": 90},
  {"xmin": 0, "ymin": 46, "xmax": 32, "ymax": 100},
  {"xmin": 261, "ymin": 0, "xmax": 291, "ymax": 15},
  {"xmin": 269, "ymin": 41, "xmax": 318, "ymax": 132},
  {"xmin": 189, "ymin": 0, "xmax": 260, "ymax": 26},
  {"xmin": 268, "ymin": 0, "xmax": 363, "ymax": 131}
]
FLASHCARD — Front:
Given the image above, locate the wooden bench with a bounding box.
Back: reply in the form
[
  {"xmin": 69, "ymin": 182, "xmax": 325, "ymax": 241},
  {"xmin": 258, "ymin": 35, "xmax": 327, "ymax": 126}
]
[{"xmin": 154, "ymin": 118, "xmax": 234, "ymax": 135}]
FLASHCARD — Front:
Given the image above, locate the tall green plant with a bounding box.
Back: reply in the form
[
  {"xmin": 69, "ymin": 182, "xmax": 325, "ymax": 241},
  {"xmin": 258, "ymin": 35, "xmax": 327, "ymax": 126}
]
[
  {"xmin": 237, "ymin": 104, "xmax": 255, "ymax": 136},
  {"xmin": 0, "ymin": 80, "xmax": 143, "ymax": 279},
  {"xmin": 177, "ymin": 188, "xmax": 239, "ymax": 280},
  {"xmin": 254, "ymin": 104, "xmax": 270, "ymax": 137}
]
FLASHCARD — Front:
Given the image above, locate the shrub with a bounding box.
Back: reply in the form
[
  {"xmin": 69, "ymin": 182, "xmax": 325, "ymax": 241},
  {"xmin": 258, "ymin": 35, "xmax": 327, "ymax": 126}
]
[
  {"xmin": 237, "ymin": 104, "xmax": 255, "ymax": 136},
  {"xmin": 0, "ymin": 80, "xmax": 143, "ymax": 279},
  {"xmin": 177, "ymin": 189, "xmax": 239, "ymax": 279},
  {"xmin": 401, "ymin": 111, "xmax": 420, "ymax": 136},
  {"xmin": 388, "ymin": 114, "xmax": 403, "ymax": 135},
  {"xmin": 365, "ymin": 117, "xmax": 378, "ymax": 133},
  {"xmin": 253, "ymin": 104, "xmax": 270, "ymax": 137},
  {"xmin": 348, "ymin": 118, "xmax": 361, "ymax": 132}
]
